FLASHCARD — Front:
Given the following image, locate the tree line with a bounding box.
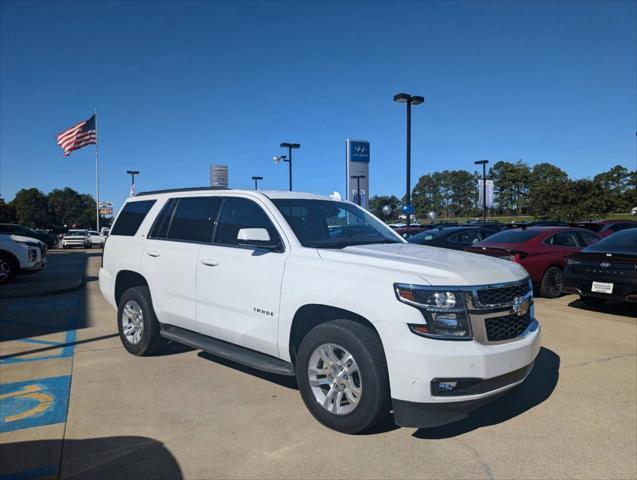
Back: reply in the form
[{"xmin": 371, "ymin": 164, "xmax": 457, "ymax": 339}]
[
  {"xmin": 0, "ymin": 187, "xmax": 108, "ymax": 232},
  {"xmin": 370, "ymin": 163, "xmax": 636, "ymax": 222}
]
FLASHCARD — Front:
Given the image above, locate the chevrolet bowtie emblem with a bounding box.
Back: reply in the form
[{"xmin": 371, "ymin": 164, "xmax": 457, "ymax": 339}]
[{"xmin": 513, "ymin": 297, "xmax": 530, "ymax": 317}]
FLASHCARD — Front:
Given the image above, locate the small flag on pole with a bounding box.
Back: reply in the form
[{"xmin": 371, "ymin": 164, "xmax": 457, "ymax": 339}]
[
  {"xmin": 129, "ymin": 183, "xmax": 136, "ymax": 197},
  {"xmin": 57, "ymin": 115, "xmax": 97, "ymax": 156}
]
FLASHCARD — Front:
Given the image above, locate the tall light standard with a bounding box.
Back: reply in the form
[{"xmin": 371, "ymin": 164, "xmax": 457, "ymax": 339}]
[
  {"xmin": 251, "ymin": 176, "xmax": 263, "ymax": 190},
  {"xmin": 393, "ymin": 93, "xmax": 424, "ymax": 227},
  {"xmin": 126, "ymin": 170, "xmax": 139, "ymax": 187},
  {"xmin": 126, "ymin": 170, "xmax": 139, "ymax": 197},
  {"xmin": 474, "ymin": 160, "xmax": 489, "ymax": 221},
  {"xmin": 351, "ymin": 175, "xmax": 365, "ymax": 206},
  {"xmin": 277, "ymin": 142, "xmax": 300, "ymax": 191}
]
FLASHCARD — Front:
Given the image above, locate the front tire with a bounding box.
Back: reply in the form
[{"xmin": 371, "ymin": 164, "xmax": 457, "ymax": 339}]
[
  {"xmin": 117, "ymin": 286, "xmax": 164, "ymax": 356},
  {"xmin": 0, "ymin": 254, "xmax": 17, "ymax": 284},
  {"xmin": 540, "ymin": 265, "xmax": 563, "ymax": 298},
  {"xmin": 296, "ymin": 319, "xmax": 389, "ymax": 434}
]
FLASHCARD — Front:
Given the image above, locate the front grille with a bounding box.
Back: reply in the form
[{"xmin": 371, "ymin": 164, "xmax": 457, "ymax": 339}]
[
  {"xmin": 485, "ymin": 312, "xmax": 531, "ymax": 341},
  {"xmin": 477, "ymin": 281, "xmax": 529, "ymax": 305}
]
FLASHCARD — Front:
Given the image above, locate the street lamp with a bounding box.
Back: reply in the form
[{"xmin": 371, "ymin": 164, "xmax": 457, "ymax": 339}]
[
  {"xmin": 394, "ymin": 93, "xmax": 424, "ymax": 227},
  {"xmin": 474, "ymin": 160, "xmax": 489, "ymax": 221},
  {"xmin": 126, "ymin": 170, "xmax": 139, "ymax": 186},
  {"xmin": 251, "ymin": 176, "xmax": 263, "ymax": 190},
  {"xmin": 277, "ymin": 142, "xmax": 300, "ymax": 191},
  {"xmin": 350, "ymin": 175, "xmax": 365, "ymax": 206}
]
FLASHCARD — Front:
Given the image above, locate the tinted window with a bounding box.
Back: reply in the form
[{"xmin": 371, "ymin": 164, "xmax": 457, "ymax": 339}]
[
  {"xmin": 546, "ymin": 232, "xmax": 578, "ymax": 247},
  {"xmin": 610, "ymin": 223, "xmax": 637, "ymax": 232},
  {"xmin": 576, "ymin": 231, "xmax": 599, "ymax": 247},
  {"xmin": 0, "ymin": 225, "xmax": 8, "ymax": 233},
  {"xmin": 589, "ymin": 228, "xmax": 637, "ymax": 249},
  {"xmin": 111, "ymin": 200, "xmax": 156, "ymax": 236},
  {"xmin": 215, "ymin": 198, "xmax": 280, "ymax": 248},
  {"xmin": 448, "ymin": 230, "xmax": 481, "ymax": 244},
  {"xmin": 482, "ymin": 230, "xmax": 540, "ymax": 243},
  {"xmin": 149, "ymin": 199, "xmax": 177, "ymax": 239},
  {"xmin": 165, "ymin": 197, "xmax": 221, "ymax": 243}
]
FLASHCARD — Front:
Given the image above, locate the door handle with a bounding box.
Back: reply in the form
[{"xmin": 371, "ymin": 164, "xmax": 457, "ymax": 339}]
[
  {"xmin": 201, "ymin": 258, "xmax": 219, "ymax": 267},
  {"xmin": 146, "ymin": 250, "xmax": 160, "ymax": 258}
]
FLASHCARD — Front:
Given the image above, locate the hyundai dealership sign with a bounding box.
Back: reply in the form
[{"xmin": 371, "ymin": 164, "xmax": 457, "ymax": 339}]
[{"xmin": 346, "ymin": 139, "xmax": 370, "ymax": 208}]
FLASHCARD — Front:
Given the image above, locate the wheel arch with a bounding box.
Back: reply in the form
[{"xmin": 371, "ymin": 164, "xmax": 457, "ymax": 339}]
[
  {"xmin": 288, "ymin": 304, "xmax": 383, "ymax": 366},
  {"xmin": 0, "ymin": 249, "xmax": 20, "ymax": 268},
  {"xmin": 115, "ymin": 270, "xmax": 149, "ymax": 306}
]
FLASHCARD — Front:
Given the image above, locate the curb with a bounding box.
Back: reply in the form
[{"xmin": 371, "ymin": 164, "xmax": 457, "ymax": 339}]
[{"xmin": 0, "ymin": 278, "xmax": 84, "ymax": 299}]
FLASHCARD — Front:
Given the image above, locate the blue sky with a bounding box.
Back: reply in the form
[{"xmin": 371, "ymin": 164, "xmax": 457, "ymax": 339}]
[{"xmin": 1, "ymin": 0, "xmax": 635, "ymax": 212}]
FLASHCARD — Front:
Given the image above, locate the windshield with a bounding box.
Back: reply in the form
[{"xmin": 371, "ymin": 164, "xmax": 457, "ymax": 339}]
[
  {"xmin": 481, "ymin": 229, "xmax": 541, "ymax": 244},
  {"xmin": 272, "ymin": 199, "xmax": 404, "ymax": 249}
]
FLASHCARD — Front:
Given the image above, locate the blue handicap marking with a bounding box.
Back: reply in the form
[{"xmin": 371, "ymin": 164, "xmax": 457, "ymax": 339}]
[
  {"xmin": 0, "ymin": 376, "xmax": 71, "ymax": 432},
  {"xmin": 0, "ymin": 322, "xmax": 77, "ymax": 365}
]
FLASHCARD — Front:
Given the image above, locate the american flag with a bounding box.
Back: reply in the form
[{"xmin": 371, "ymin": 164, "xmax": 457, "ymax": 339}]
[{"xmin": 56, "ymin": 114, "xmax": 97, "ymax": 156}]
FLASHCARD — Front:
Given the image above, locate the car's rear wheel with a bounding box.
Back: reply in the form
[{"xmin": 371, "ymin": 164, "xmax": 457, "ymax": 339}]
[
  {"xmin": 580, "ymin": 295, "xmax": 606, "ymax": 307},
  {"xmin": 117, "ymin": 286, "xmax": 165, "ymax": 356},
  {"xmin": 296, "ymin": 319, "xmax": 389, "ymax": 434},
  {"xmin": 0, "ymin": 254, "xmax": 17, "ymax": 284},
  {"xmin": 540, "ymin": 266, "xmax": 563, "ymax": 298}
]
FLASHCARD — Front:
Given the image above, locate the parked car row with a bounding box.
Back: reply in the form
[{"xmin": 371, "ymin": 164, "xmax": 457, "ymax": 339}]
[{"xmin": 60, "ymin": 229, "xmax": 106, "ymax": 249}]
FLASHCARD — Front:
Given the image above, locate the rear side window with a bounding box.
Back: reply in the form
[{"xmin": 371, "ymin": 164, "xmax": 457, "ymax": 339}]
[
  {"xmin": 576, "ymin": 231, "xmax": 599, "ymax": 247},
  {"xmin": 149, "ymin": 199, "xmax": 177, "ymax": 239},
  {"xmin": 448, "ymin": 231, "xmax": 481, "ymax": 244},
  {"xmin": 111, "ymin": 200, "xmax": 156, "ymax": 236},
  {"xmin": 163, "ymin": 197, "xmax": 221, "ymax": 243},
  {"xmin": 546, "ymin": 232, "xmax": 578, "ymax": 247}
]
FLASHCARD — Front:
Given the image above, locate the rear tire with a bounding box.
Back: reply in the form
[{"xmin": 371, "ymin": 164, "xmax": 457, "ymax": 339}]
[
  {"xmin": 580, "ymin": 296, "xmax": 606, "ymax": 307},
  {"xmin": 296, "ymin": 319, "xmax": 389, "ymax": 434},
  {"xmin": 540, "ymin": 266, "xmax": 563, "ymax": 298},
  {"xmin": 0, "ymin": 253, "xmax": 17, "ymax": 284},
  {"xmin": 117, "ymin": 286, "xmax": 165, "ymax": 356}
]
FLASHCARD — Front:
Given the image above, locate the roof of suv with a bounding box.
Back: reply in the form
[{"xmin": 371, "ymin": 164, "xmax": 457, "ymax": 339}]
[{"xmin": 133, "ymin": 187, "xmax": 337, "ymax": 202}]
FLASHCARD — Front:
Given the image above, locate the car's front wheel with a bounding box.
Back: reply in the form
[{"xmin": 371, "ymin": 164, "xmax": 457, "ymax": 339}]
[
  {"xmin": 0, "ymin": 254, "xmax": 17, "ymax": 284},
  {"xmin": 296, "ymin": 319, "xmax": 389, "ymax": 434},
  {"xmin": 117, "ymin": 286, "xmax": 165, "ymax": 356}
]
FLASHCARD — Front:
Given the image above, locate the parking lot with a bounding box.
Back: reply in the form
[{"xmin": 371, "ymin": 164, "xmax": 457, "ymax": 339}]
[{"xmin": 1, "ymin": 249, "xmax": 636, "ymax": 480}]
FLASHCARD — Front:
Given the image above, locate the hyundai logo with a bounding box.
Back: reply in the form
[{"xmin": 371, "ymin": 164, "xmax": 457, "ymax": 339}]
[
  {"xmin": 600, "ymin": 262, "xmax": 611, "ymax": 268},
  {"xmin": 354, "ymin": 145, "xmax": 367, "ymax": 154}
]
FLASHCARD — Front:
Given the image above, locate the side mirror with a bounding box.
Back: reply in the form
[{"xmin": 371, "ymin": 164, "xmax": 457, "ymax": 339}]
[{"xmin": 237, "ymin": 228, "xmax": 271, "ymax": 243}]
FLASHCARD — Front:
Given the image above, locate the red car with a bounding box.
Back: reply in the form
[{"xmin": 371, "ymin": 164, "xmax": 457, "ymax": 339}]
[
  {"xmin": 465, "ymin": 227, "xmax": 601, "ymax": 298},
  {"xmin": 570, "ymin": 220, "xmax": 637, "ymax": 237}
]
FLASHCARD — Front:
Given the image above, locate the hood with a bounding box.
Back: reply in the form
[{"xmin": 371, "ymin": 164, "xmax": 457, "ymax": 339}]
[
  {"xmin": 317, "ymin": 243, "xmax": 528, "ymax": 286},
  {"xmin": 4, "ymin": 234, "xmax": 44, "ymax": 246}
]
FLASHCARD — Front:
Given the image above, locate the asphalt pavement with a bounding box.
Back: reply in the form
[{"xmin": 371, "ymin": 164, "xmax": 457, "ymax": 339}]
[{"xmin": 1, "ymin": 250, "xmax": 636, "ymax": 479}]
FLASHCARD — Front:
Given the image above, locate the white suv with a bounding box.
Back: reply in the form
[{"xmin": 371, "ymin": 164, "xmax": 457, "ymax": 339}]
[
  {"xmin": 0, "ymin": 234, "xmax": 46, "ymax": 283},
  {"xmin": 100, "ymin": 188, "xmax": 540, "ymax": 433}
]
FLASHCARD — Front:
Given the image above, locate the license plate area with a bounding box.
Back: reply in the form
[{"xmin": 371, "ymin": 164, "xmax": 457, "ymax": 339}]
[{"xmin": 591, "ymin": 281, "xmax": 614, "ymax": 294}]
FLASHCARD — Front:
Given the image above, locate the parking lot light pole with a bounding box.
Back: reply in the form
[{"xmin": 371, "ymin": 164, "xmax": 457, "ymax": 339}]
[
  {"xmin": 351, "ymin": 175, "xmax": 365, "ymax": 206},
  {"xmin": 474, "ymin": 160, "xmax": 489, "ymax": 221},
  {"xmin": 251, "ymin": 176, "xmax": 263, "ymax": 190},
  {"xmin": 394, "ymin": 93, "xmax": 424, "ymax": 228},
  {"xmin": 126, "ymin": 170, "xmax": 139, "ymax": 186},
  {"xmin": 279, "ymin": 143, "xmax": 300, "ymax": 191}
]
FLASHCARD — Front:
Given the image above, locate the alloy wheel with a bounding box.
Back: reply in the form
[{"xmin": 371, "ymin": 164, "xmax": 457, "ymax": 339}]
[
  {"xmin": 121, "ymin": 299, "xmax": 144, "ymax": 345},
  {"xmin": 307, "ymin": 343, "xmax": 362, "ymax": 415}
]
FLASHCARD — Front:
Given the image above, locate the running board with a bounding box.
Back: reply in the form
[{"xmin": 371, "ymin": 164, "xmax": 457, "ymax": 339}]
[{"xmin": 159, "ymin": 324, "xmax": 295, "ymax": 376}]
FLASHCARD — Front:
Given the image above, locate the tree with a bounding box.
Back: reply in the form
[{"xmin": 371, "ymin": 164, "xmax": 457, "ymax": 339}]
[
  {"xmin": 369, "ymin": 195, "xmax": 400, "ymax": 222},
  {"xmin": 528, "ymin": 179, "xmax": 614, "ymax": 220},
  {"xmin": 489, "ymin": 161, "xmax": 531, "ymax": 215},
  {"xmin": 593, "ymin": 165, "xmax": 635, "ymax": 212},
  {"xmin": 0, "ymin": 198, "xmax": 16, "ymax": 223},
  {"xmin": 11, "ymin": 188, "xmax": 49, "ymax": 228},
  {"xmin": 412, "ymin": 170, "xmax": 479, "ymax": 219},
  {"xmin": 48, "ymin": 188, "xmax": 96, "ymax": 230}
]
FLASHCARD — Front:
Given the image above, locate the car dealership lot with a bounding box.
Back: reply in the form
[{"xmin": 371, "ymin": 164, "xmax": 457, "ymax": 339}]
[{"xmin": 1, "ymin": 251, "xmax": 635, "ymax": 479}]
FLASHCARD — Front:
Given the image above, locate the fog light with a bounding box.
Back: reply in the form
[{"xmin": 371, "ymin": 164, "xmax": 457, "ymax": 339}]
[{"xmin": 438, "ymin": 381, "xmax": 458, "ymax": 392}]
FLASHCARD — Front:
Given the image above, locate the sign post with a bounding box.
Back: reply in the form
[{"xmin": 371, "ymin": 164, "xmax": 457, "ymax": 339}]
[{"xmin": 346, "ymin": 139, "xmax": 370, "ymax": 209}]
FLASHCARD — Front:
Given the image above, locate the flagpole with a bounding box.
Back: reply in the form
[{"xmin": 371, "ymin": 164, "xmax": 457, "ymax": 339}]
[{"xmin": 95, "ymin": 108, "xmax": 100, "ymax": 232}]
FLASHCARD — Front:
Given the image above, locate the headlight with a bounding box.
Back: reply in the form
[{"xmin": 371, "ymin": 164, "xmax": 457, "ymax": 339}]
[
  {"xmin": 394, "ymin": 284, "xmax": 472, "ymax": 340},
  {"xmin": 28, "ymin": 248, "xmax": 38, "ymax": 262}
]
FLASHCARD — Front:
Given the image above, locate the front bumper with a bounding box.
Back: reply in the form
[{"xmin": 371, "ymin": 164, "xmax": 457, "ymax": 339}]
[
  {"xmin": 392, "ymin": 362, "xmax": 534, "ymax": 428},
  {"xmin": 22, "ymin": 258, "xmax": 47, "ymax": 272}
]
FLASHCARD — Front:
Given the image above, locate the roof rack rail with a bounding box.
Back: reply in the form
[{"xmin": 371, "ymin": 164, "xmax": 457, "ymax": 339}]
[{"xmin": 135, "ymin": 186, "xmax": 229, "ymax": 196}]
